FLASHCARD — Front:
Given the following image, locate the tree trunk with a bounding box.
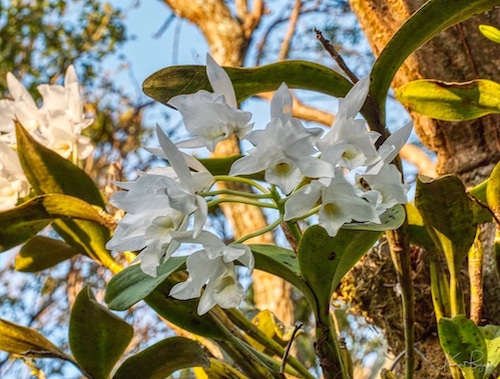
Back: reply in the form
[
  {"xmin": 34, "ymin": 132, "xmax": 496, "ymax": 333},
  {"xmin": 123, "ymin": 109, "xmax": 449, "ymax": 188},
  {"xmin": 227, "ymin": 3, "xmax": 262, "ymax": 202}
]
[
  {"xmin": 346, "ymin": 1, "xmax": 500, "ymax": 376},
  {"xmin": 162, "ymin": 0, "xmax": 295, "ymax": 326}
]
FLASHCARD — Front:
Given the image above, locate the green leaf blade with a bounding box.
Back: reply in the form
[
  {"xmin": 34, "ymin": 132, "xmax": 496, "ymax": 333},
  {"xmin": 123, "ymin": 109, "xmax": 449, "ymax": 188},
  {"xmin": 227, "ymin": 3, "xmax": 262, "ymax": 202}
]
[
  {"xmin": 0, "ymin": 318, "xmax": 68, "ymax": 360},
  {"xmin": 69, "ymin": 287, "xmax": 133, "ymax": 379},
  {"xmin": 105, "ymin": 256, "xmax": 186, "ymax": 311},
  {"xmin": 113, "ymin": 337, "xmax": 209, "ymax": 379},
  {"xmin": 395, "ymin": 79, "xmax": 500, "ymax": 121}
]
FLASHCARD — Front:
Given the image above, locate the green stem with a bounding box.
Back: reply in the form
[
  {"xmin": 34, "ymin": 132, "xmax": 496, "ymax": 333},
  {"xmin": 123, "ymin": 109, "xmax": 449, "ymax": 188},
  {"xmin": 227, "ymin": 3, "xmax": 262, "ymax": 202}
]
[
  {"xmin": 201, "ymin": 189, "xmax": 272, "ymax": 199},
  {"xmin": 233, "ymin": 216, "xmax": 283, "ymax": 244},
  {"xmin": 207, "ymin": 197, "xmax": 277, "ymax": 209},
  {"xmin": 386, "ymin": 219, "xmax": 414, "ymax": 379},
  {"xmin": 225, "ymin": 309, "xmax": 316, "ymax": 379},
  {"xmin": 214, "ymin": 175, "xmax": 269, "ymax": 194},
  {"xmin": 469, "ymin": 228, "xmax": 483, "ymax": 324},
  {"xmin": 315, "ymin": 313, "xmax": 348, "ymax": 379}
]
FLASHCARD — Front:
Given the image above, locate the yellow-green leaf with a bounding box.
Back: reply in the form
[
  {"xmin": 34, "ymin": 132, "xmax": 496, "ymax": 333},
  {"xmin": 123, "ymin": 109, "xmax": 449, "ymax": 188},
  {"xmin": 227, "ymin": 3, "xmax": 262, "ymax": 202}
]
[
  {"xmin": 479, "ymin": 24, "xmax": 500, "ymax": 44},
  {"xmin": 0, "ymin": 318, "xmax": 68, "ymax": 360},
  {"xmin": 395, "ymin": 79, "xmax": 500, "ymax": 121}
]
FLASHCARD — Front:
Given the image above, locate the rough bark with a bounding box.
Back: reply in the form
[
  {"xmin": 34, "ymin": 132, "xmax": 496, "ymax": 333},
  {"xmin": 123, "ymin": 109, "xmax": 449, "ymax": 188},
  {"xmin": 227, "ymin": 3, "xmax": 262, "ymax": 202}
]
[
  {"xmin": 346, "ymin": 1, "xmax": 500, "ymax": 377},
  {"xmin": 162, "ymin": 0, "xmax": 295, "ymax": 325}
]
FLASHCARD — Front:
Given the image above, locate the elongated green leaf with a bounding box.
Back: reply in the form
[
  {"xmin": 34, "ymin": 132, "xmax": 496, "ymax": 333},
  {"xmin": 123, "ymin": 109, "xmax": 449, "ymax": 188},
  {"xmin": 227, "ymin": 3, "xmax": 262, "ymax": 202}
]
[
  {"xmin": 0, "ymin": 318, "xmax": 68, "ymax": 360},
  {"xmin": 15, "ymin": 236, "xmax": 79, "ymax": 272},
  {"xmin": 371, "ymin": 0, "xmax": 500, "ymax": 120},
  {"xmin": 249, "ymin": 244, "xmax": 316, "ymax": 308},
  {"xmin": 143, "ymin": 61, "xmax": 381, "ymax": 129},
  {"xmin": 415, "ymin": 175, "xmax": 476, "ymax": 272},
  {"xmin": 479, "ymin": 24, "xmax": 500, "ymax": 44},
  {"xmin": 0, "ymin": 193, "xmax": 113, "ymax": 252},
  {"xmin": 487, "ymin": 160, "xmax": 500, "ymax": 215},
  {"xmin": 198, "ymin": 155, "xmax": 264, "ymax": 181},
  {"xmin": 16, "ymin": 122, "xmax": 104, "ymax": 207},
  {"xmin": 395, "ymin": 79, "xmax": 500, "ymax": 121},
  {"xmin": 467, "ymin": 179, "xmax": 493, "ymax": 224},
  {"xmin": 70, "ymin": 287, "xmax": 133, "ymax": 379},
  {"xmin": 145, "ymin": 277, "xmax": 229, "ymax": 340},
  {"xmin": 202, "ymin": 358, "xmax": 249, "ymax": 378},
  {"xmin": 105, "ymin": 256, "xmax": 186, "ymax": 311},
  {"xmin": 438, "ymin": 315, "xmax": 487, "ymax": 379},
  {"xmin": 113, "ymin": 337, "xmax": 209, "ymax": 379},
  {"xmin": 406, "ymin": 203, "xmax": 438, "ymax": 253},
  {"xmin": 479, "ymin": 324, "xmax": 500, "ymax": 378},
  {"xmin": 16, "ymin": 122, "xmax": 115, "ymax": 267},
  {"xmin": 298, "ymin": 226, "xmax": 381, "ymax": 312}
]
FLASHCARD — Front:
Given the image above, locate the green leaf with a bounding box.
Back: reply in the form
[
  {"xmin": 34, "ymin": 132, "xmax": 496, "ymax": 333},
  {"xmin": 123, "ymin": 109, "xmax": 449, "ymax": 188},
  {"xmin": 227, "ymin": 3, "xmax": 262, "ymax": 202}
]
[
  {"xmin": 15, "ymin": 236, "xmax": 79, "ymax": 272},
  {"xmin": 143, "ymin": 61, "xmax": 381, "ymax": 129},
  {"xmin": 0, "ymin": 193, "xmax": 113, "ymax": 252},
  {"xmin": 395, "ymin": 79, "xmax": 500, "ymax": 121},
  {"xmin": 113, "ymin": 337, "xmax": 209, "ymax": 379},
  {"xmin": 371, "ymin": 0, "xmax": 500, "ymax": 120},
  {"xmin": 0, "ymin": 318, "xmax": 68, "ymax": 360},
  {"xmin": 479, "ymin": 324, "xmax": 500, "ymax": 378},
  {"xmin": 479, "ymin": 24, "xmax": 500, "ymax": 44},
  {"xmin": 16, "ymin": 122, "xmax": 116, "ymax": 268},
  {"xmin": 105, "ymin": 256, "xmax": 186, "ymax": 311},
  {"xmin": 198, "ymin": 155, "xmax": 264, "ymax": 181},
  {"xmin": 341, "ymin": 204, "xmax": 406, "ymax": 231},
  {"xmin": 406, "ymin": 203, "xmax": 438, "ymax": 253},
  {"xmin": 249, "ymin": 244, "xmax": 316, "ymax": 308},
  {"xmin": 202, "ymin": 358, "xmax": 249, "ymax": 378},
  {"xmin": 15, "ymin": 122, "xmax": 104, "ymax": 207},
  {"xmin": 69, "ymin": 287, "xmax": 133, "ymax": 379},
  {"xmin": 467, "ymin": 179, "xmax": 492, "ymax": 224},
  {"xmin": 298, "ymin": 226, "xmax": 381, "ymax": 313},
  {"xmin": 438, "ymin": 315, "xmax": 487, "ymax": 379},
  {"xmin": 486, "ymin": 160, "xmax": 500, "ymax": 214},
  {"xmin": 415, "ymin": 175, "xmax": 476, "ymax": 271},
  {"xmin": 144, "ymin": 277, "xmax": 229, "ymax": 340}
]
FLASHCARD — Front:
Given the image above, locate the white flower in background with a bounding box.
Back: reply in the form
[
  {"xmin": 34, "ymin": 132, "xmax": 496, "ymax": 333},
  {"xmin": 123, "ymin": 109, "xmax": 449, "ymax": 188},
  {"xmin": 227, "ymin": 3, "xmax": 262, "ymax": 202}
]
[
  {"xmin": 0, "ymin": 66, "xmax": 94, "ymax": 159},
  {"xmin": 317, "ymin": 77, "xmax": 381, "ymax": 170},
  {"xmin": 37, "ymin": 66, "xmax": 94, "ymax": 159},
  {"xmin": 168, "ymin": 55, "xmax": 253, "ymax": 152},
  {"xmin": 169, "ymin": 231, "xmax": 254, "ymax": 315},
  {"xmin": 106, "ymin": 126, "xmax": 214, "ymax": 277},
  {"xmin": 0, "ymin": 141, "xmax": 29, "ymax": 211},
  {"xmin": 284, "ymin": 168, "xmax": 380, "ymax": 237},
  {"xmin": 229, "ymin": 83, "xmax": 333, "ymax": 194}
]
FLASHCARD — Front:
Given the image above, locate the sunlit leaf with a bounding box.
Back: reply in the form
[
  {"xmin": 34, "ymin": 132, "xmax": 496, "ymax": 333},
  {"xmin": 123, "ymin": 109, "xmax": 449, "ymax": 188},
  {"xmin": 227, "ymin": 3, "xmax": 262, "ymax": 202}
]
[
  {"xmin": 371, "ymin": 0, "xmax": 499, "ymax": 121},
  {"xmin": 143, "ymin": 61, "xmax": 381, "ymax": 129},
  {"xmin": 201, "ymin": 358, "xmax": 249, "ymax": 378},
  {"xmin": 479, "ymin": 324, "xmax": 500, "ymax": 378},
  {"xmin": 16, "ymin": 122, "xmax": 115, "ymax": 268},
  {"xmin": 105, "ymin": 256, "xmax": 186, "ymax": 311},
  {"xmin": 69, "ymin": 287, "xmax": 133, "ymax": 379},
  {"xmin": 438, "ymin": 315, "xmax": 487, "ymax": 379},
  {"xmin": 479, "ymin": 24, "xmax": 500, "ymax": 44},
  {"xmin": 467, "ymin": 179, "xmax": 493, "ymax": 224},
  {"xmin": 341, "ymin": 204, "xmax": 405, "ymax": 231},
  {"xmin": 298, "ymin": 226, "xmax": 381, "ymax": 313},
  {"xmin": 395, "ymin": 79, "xmax": 500, "ymax": 121},
  {"xmin": 0, "ymin": 193, "xmax": 113, "ymax": 252},
  {"xmin": 15, "ymin": 236, "xmax": 79, "ymax": 272},
  {"xmin": 113, "ymin": 337, "xmax": 209, "ymax": 379},
  {"xmin": 0, "ymin": 318, "xmax": 68, "ymax": 360}
]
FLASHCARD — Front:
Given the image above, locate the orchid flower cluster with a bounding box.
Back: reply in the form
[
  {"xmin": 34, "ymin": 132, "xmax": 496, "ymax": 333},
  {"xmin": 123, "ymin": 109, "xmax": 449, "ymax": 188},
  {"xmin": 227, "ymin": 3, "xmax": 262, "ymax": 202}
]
[
  {"xmin": 0, "ymin": 66, "xmax": 94, "ymax": 210},
  {"xmin": 107, "ymin": 55, "xmax": 412, "ymax": 315}
]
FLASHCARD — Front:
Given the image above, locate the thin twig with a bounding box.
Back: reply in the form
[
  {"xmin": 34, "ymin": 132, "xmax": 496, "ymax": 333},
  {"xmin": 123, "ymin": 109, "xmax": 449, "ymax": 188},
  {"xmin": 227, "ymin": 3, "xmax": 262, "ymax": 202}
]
[
  {"xmin": 314, "ymin": 28, "xmax": 359, "ymax": 83},
  {"xmin": 280, "ymin": 322, "xmax": 303, "ymax": 376}
]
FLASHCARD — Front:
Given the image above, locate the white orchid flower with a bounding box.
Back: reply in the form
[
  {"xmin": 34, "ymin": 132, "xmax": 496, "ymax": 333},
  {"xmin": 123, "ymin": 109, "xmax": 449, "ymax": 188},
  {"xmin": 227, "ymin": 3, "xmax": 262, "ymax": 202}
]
[
  {"xmin": 229, "ymin": 83, "xmax": 333, "ymax": 194},
  {"xmin": 169, "ymin": 231, "xmax": 254, "ymax": 315},
  {"xmin": 168, "ymin": 54, "xmax": 253, "ymax": 152},
  {"xmin": 317, "ymin": 77, "xmax": 381, "ymax": 170},
  {"xmin": 107, "ymin": 126, "xmax": 214, "ymax": 277},
  {"xmin": 0, "ymin": 141, "xmax": 30, "ymax": 211},
  {"xmin": 285, "ymin": 168, "xmax": 380, "ymax": 237}
]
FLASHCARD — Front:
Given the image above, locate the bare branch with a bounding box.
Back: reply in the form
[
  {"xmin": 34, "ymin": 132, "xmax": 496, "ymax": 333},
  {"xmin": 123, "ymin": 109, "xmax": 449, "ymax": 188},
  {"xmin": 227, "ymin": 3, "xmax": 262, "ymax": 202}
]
[
  {"xmin": 278, "ymin": 0, "xmax": 302, "ymax": 61},
  {"xmin": 315, "ymin": 28, "xmax": 359, "ymax": 83}
]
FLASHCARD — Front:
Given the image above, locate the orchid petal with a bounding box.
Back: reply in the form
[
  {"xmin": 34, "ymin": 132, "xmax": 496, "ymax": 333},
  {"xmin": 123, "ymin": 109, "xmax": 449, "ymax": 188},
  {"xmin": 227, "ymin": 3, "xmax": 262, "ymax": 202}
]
[{"xmin": 206, "ymin": 54, "xmax": 237, "ymax": 108}]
